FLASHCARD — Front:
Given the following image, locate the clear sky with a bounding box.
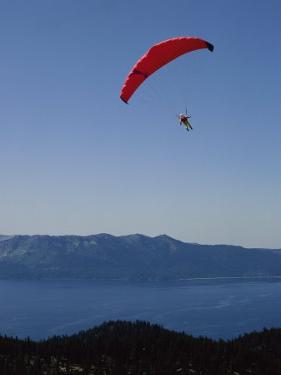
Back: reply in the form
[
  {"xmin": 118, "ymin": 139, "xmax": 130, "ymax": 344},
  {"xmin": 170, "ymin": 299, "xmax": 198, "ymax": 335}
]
[{"xmin": 0, "ymin": 0, "xmax": 280, "ymax": 248}]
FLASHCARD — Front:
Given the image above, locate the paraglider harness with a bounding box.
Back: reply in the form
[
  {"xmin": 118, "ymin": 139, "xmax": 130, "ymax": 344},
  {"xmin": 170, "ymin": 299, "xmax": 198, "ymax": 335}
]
[{"xmin": 178, "ymin": 109, "xmax": 193, "ymax": 131}]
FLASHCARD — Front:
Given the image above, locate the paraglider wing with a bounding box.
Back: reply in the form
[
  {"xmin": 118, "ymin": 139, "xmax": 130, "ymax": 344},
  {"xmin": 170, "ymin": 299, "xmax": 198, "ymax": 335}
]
[{"xmin": 120, "ymin": 37, "xmax": 214, "ymax": 104}]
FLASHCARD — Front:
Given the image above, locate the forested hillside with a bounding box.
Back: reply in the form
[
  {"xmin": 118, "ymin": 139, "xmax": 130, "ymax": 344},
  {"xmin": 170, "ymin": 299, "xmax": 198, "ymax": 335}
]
[{"xmin": 0, "ymin": 320, "xmax": 280, "ymax": 374}]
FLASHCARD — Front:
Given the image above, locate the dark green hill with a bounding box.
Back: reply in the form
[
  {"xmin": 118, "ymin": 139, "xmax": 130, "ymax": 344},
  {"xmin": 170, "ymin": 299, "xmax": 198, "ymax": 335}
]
[{"xmin": 0, "ymin": 321, "xmax": 280, "ymax": 374}]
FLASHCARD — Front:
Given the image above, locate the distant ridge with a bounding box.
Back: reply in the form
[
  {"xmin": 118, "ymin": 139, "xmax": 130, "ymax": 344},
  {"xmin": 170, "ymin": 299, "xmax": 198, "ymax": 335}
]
[
  {"xmin": 0, "ymin": 235, "xmax": 15, "ymax": 241},
  {"xmin": 0, "ymin": 234, "xmax": 280, "ymax": 280}
]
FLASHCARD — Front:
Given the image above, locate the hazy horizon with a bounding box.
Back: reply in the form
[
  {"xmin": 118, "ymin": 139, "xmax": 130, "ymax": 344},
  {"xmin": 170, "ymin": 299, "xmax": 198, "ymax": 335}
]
[{"xmin": 0, "ymin": 231, "xmax": 280, "ymax": 250}]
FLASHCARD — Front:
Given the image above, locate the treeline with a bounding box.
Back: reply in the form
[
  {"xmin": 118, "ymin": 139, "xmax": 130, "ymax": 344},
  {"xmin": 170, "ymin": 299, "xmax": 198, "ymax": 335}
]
[{"xmin": 0, "ymin": 321, "xmax": 280, "ymax": 374}]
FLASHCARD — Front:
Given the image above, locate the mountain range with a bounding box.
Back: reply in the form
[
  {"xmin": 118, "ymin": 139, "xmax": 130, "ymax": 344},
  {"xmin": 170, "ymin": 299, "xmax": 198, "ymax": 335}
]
[{"xmin": 0, "ymin": 234, "xmax": 280, "ymax": 280}]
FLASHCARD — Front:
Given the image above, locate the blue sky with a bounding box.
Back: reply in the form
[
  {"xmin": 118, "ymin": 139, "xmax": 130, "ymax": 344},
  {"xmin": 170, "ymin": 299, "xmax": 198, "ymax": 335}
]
[{"xmin": 0, "ymin": 0, "xmax": 280, "ymax": 248}]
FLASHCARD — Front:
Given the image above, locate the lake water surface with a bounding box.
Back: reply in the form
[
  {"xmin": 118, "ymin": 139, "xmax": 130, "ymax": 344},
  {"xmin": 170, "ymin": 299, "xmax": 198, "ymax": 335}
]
[{"xmin": 0, "ymin": 278, "xmax": 280, "ymax": 340}]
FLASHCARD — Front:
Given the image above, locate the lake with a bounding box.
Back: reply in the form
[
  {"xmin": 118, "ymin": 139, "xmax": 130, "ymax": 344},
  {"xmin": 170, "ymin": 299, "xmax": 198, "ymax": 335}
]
[{"xmin": 0, "ymin": 277, "xmax": 280, "ymax": 340}]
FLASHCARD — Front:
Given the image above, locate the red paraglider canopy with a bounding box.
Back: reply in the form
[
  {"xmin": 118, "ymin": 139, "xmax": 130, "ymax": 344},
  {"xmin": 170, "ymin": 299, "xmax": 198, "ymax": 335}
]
[{"xmin": 120, "ymin": 36, "xmax": 214, "ymax": 104}]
